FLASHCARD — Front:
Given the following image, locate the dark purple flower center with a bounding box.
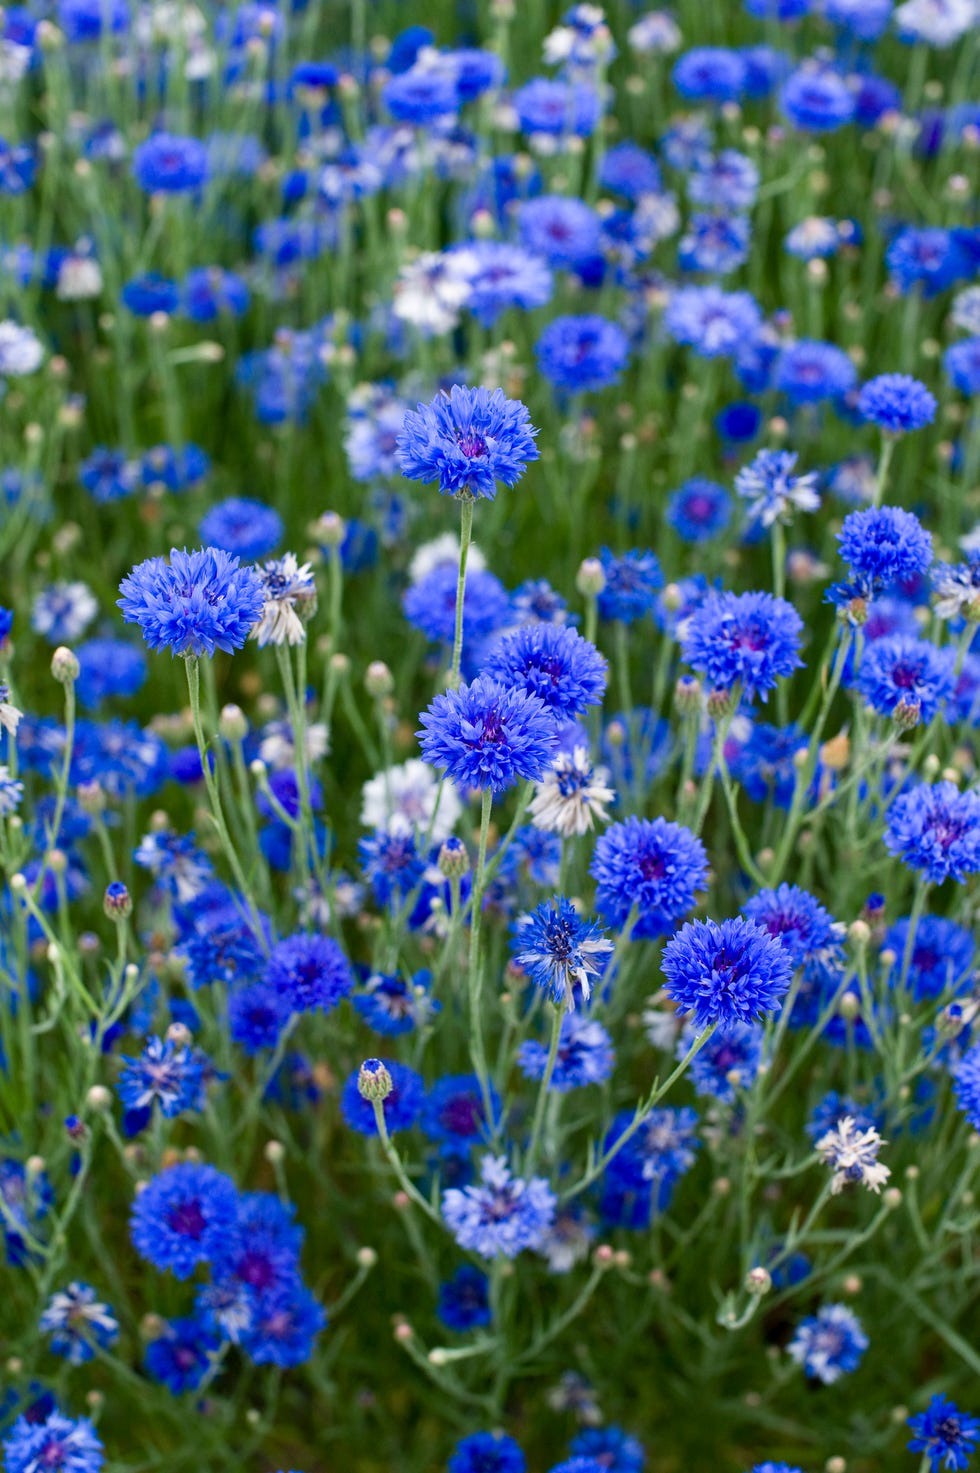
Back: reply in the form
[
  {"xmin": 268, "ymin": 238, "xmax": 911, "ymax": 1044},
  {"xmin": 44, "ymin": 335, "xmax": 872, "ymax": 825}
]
[
  {"xmin": 456, "ymin": 429, "xmax": 488, "ymax": 458},
  {"xmin": 167, "ymin": 1198, "xmax": 207, "ymax": 1238},
  {"xmin": 440, "ymin": 1095, "xmax": 483, "ymax": 1136}
]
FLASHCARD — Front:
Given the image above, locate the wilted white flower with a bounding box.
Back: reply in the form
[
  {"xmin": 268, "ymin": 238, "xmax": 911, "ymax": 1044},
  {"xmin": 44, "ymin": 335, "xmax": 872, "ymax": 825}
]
[
  {"xmin": 529, "ymin": 746, "xmax": 615, "ymax": 837},
  {"xmin": 815, "ymin": 1116, "xmax": 891, "ymax": 1194}
]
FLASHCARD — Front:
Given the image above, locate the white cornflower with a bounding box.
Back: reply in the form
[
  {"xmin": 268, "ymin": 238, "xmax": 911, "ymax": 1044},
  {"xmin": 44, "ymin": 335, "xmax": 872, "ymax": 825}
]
[
  {"xmin": 0, "ymin": 320, "xmax": 44, "ymax": 376},
  {"xmin": 391, "ymin": 250, "xmax": 476, "ymax": 337},
  {"xmin": 895, "ymin": 0, "xmax": 979, "ymax": 45},
  {"xmin": 252, "ymin": 553, "xmax": 317, "ymax": 647},
  {"xmin": 952, "ymin": 285, "xmax": 980, "ymax": 335},
  {"xmin": 627, "ymin": 10, "xmax": 682, "ymax": 53},
  {"xmin": 0, "ymin": 766, "xmax": 23, "ymax": 815},
  {"xmin": 0, "ymin": 684, "xmax": 22, "ymax": 737},
  {"xmin": 815, "ymin": 1116, "xmax": 891, "ymax": 1194},
  {"xmin": 408, "ymin": 532, "xmax": 488, "ymax": 583},
  {"xmin": 31, "ymin": 581, "xmax": 98, "ymax": 642},
  {"xmin": 529, "ymin": 746, "xmax": 615, "ymax": 837},
  {"xmin": 259, "ymin": 718, "xmax": 329, "ymax": 770},
  {"xmin": 736, "ymin": 449, "xmax": 821, "ymax": 530},
  {"xmin": 361, "ymin": 758, "xmax": 462, "ymax": 845},
  {"xmin": 56, "ymin": 253, "xmax": 104, "ymax": 302}
]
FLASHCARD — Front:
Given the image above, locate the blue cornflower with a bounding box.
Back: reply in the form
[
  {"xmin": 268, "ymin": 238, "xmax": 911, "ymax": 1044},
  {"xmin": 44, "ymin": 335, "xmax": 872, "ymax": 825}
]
[
  {"xmin": 39, "ymin": 1283, "xmax": 119, "ymax": 1365},
  {"xmin": 857, "ymin": 634, "xmax": 955, "ymax": 725},
  {"xmin": 945, "ymin": 338, "xmax": 980, "ymax": 396},
  {"xmin": 437, "ymin": 1265, "xmax": 491, "ymax": 1331},
  {"xmin": 837, "ymin": 505, "xmax": 933, "ymax": 596},
  {"xmin": 513, "ymin": 77, "xmax": 602, "ymax": 136},
  {"xmin": 932, "ymin": 551, "xmax": 980, "ymax": 620},
  {"xmin": 735, "ymin": 450, "xmax": 820, "ymax": 529},
  {"xmin": 199, "ymin": 497, "xmax": 283, "ymax": 560},
  {"xmin": 2, "ymin": 1413, "xmax": 104, "ymax": 1473},
  {"xmin": 678, "ymin": 213, "xmax": 751, "ymax": 275},
  {"xmin": 78, "ymin": 447, "xmax": 139, "ymax": 503},
  {"xmin": 741, "ymin": 884, "xmax": 839, "ymax": 968},
  {"xmin": 785, "ymin": 216, "xmax": 843, "ymax": 260},
  {"xmin": 145, "ymin": 1316, "xmax": 219, "ymax": 1394},
  {"xmin": 596, "ymin": 547, "xmax": 663, "ymax": 623},
  {"xmin": 481, "ymin": 624, "xmax": 607, "ymax": 720},
  {"xmin": 672, "ymin": 47, "xmax": 746, "ymax": 103},
  {"xmin": 134, "ymin": 830, "xmax": 213, "ymax": 901},
  {"xmin": 510, "ymin": 579, "xmax": 575, "ymax": 627},
  {"xmin": 775, "ymin": 339, "xmax": 857, "ymax": 404},
  {"xmin": 121, "ymin": 273, "xmax": 179, "ymax": 315},
  {"xmin": 887, "ymin": 227, "xmax": 974, "ymax": 299},
  {"xmin": 603, "ymin": 1106, "xmax": 700, "ymax": 1199},
  {"xmin": 569, "ymin": 1427, "xmax": 645, "ymax": 1473},
  {"xmin": 681, "ymin": 1019, "xmax": 764, "ymax": 1103},
  {"xmin": 265, "ymin": 933, "xmax": 353, "ymax": 1017},
  {"xmin": 443, "ymin": 1154, "xmax": 556, "ymax": 1259},
  {"xmin": 223, "ymin": 1192, "xmax": 304, "ymax": 1301},
  {"xmin": 518, "ymin": 1012, "xmax": 614, "ymax": 1090},
  {"xmin": 181, "ymin": 266, "xmax": 249, "ymax": 321},
  {"xmin": 382, "ymin": 65, "xmax": 458, "ymax": 122},
  {"xmin": 177, "ymin": 898, "xmax": 267, "ymax": 990},
  {"xmin": 403, "ymin": 563, "xmax": 511, "ymax": 652},
  {"xmin": 663, "ymin": 285, "xmax": 762, "ymax": 359},
  {"xmin": 518, "ymin": 196, "xmax": 602, "ymax": 270},
  {"xmin": 688, "ymin": 151, "xmax": 759, "ymax": 211},
  {"xmin": 787, "ymin": 1303, "xmax": 869, "ymax": 1383},
  {"xmin": 549, "ymin": 1462, "xmax": 606, "ymax": 1473},
  {"xmin": 140, "ymin": 443, "xmax": 210, "ymax": 493},
  {"xmin": 396, "ymin": 386, "xmax": 539, "ymax": 501},
  {"xmin": 118, "ymin": 547, "xmax": 264, "ymax": 658},
  {"xmin": 661, "ymin": 917, "xmax": 794, "ymax": 1031},
  {"xmin": 953, "ymin": 1044, "xmax": 980, "ymax": 1131},
  {"xmin": 511, "ymin": 897, "xmax": 613, "ymax": 1009},
  {"xmin": 359, "ymin": 824, "xmax": 425, "ymax": 906},
  {"xmin": 449, "ymin": 1432, "xmax": 526, "ymax": 1473},
  {"xmin": 666, "ymin": 479, "xmax": 732, "ymax": 543},
  {"xmin": 229, "ymin": 982, "xmax": 287, "ymax": 1054},
  {"xmin": 421, "ymin": 1074, "xmax": 498, "ymax": 1145},
  {"xmin": 535, "ymin": 315, "xmax": 630, "ymax": 393},
  {"xmin": 133, "ymin": 133, "xmax": 208, "ymax": 193},
  {"xmin": 908, "ymin": 1395, "xmax": 980, "ymax": 1472},
  {"xmin": 130, "ymin": 1162, "xmax": 239, "ymax": 1279},
  {"xmin": 454, "ymin": 242, "xmax": 552, "ymax": 327},
  {"xmin": 780, "ymin": 66, "xmax": 855, "ymax": 132},
  {"xmin": 241, "ymin": 1283, "xmax": 325, "ymax": 1367},
  {"xmin": 806, "ymin": 1092, "xmax": 882, "ymax": 1143},
  {"xmin": 883, "ymin": 915, "xmax": 974, "ymax": 1000},
  {"xmin": 732, "ymin": 723, "xmax": 808, "ymax": 809},
  {"xmin": 354, "ymin": 970, "xmax": 437, "ymax": 1035},
  {"xmin": 591, "ymin": 816, "xmax": 708, "ymax": 939},
  {"xmin": 885, "ymin": 782, "xmax": 980, "ymax": 883},
  {"xmin": 716, "ymin": 401, "xmax": 762, "ymax": 443},
  {"xmin": 681, "ymin": 590, "xmax": 803, "ymax": 702},
  {"xmin": 118, "ymin": 1035, "xmax": 205, "ymax": 1119},
  {"xmin": 858, "ymin": 373, "xmax": 937, "ymax": 434},
  {"xmin": 340, "ymin": 1060, "xmax": 424, "ymax": 1136},
  {"xmin": 600, "ymin": 142, "xmax": 660, "ymax": 200},
  {"xmin": 418, "ymin": 676, "xmax": 558, "ymax": 794},
  {"xmin": 75, "ymin": 638, "xmax": 147, "ymax": 709},
  {"xmin": 748, "ymin": 1466, "xmax": 804, "ymax": 1473},
  {"xmin": 1, "ymin": 1158, "xmax": 52, "ymax": 1265}
]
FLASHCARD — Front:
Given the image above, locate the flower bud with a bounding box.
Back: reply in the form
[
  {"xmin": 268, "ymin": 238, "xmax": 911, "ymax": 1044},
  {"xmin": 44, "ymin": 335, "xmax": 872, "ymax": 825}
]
[
  {"xmin": 103, "ymin": 881, "xmax": 132, "ymax": 920},
  {"xmin": 357, "ymin": 1058, "xmax": 393, "ymax": 1102},
  {"xmin": 218, "ymin": 703, "xmax": 248, "ymax": 742},
  {"xmin": 365, "ymin": 661, "xmax": 394, "ymax": 699},
  {"xmin": 576, "ymin": 557, "xmax": 606, "ymax": 597},
  {"xmin": 314, "ymin": 511, "xmax": 346, "ymax": 548},
  {"xmin": 51, "ymin": 646, "xmax": 79, "ymax": 684},
  {"xmin": 437, "ymin": 836, "xmax": 469, "ymax": 879},
  {"xmin": 673, "ymin": 675, "xmax": 702, "ymax": 717},
  {"xmin": 744, "ymin": 1265, "xmax": 771, "ymax": 1296}
]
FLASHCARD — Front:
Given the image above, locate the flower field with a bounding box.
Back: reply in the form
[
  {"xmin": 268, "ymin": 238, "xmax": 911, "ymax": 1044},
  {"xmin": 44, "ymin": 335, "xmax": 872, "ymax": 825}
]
[{"xmin": 2, "ymin": 1, "xmax": 980, "ymax": 1471}]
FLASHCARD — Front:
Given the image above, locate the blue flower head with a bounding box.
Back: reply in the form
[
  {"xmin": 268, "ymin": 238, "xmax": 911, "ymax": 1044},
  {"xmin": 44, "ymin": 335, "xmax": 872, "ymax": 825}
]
[
  {"xmin": 837, "ymin": 505, "xmax": 933, "ymax": 593},
  {"xmin": 437, "ymin": 1265, "xmax": 491, "ymax": 1331},
  {"xmin": 420, "ymin": 1074, "xmax": 499, "ymax": 1145},
  {"xmin": 663, "ymin": 285, "xmax": 762, "ymax": 359},
  {"xmin": 199, "ymin": 497, "xmax": 283, "ymax": 560},
  {"xmin": 133, "ymin": 132, "xmax": 209, "ymax": 193},
  {"xmin": 885, "ymin": 782, "xmax": 980, "ymax": 884},
  {"xmin": 667, "ymin": 478, "xmax": 732, "ymax": 543},
  {"xmin": 857, "ymin": 634, "xmax": 954, "ymax": 725},
  {"xmin": 780, "ymin": 67, "xmax": 855, "ymax": 132},
  {"xmin": 518, "ymin": 195, "xmax": 602, "ymax": 268},
  {"xmin": 118, "ymin": 547, "xmax": 265, "ymax": 658},
  {"xmin": 953, "ymin": 1043, "xmax": 980, "ymax": 1131},
  {"xmin": 591, "ymin": 816, "xmax": 708, "ymax": 939},
  {"xmin": 442, "ymin": 1154, "xmax": 556, "ymax": 1259},
  {"xmin": 741, "ymin": 884, "xmax": 838, "ymax": 968},
  {"xmin": 518, "ymin": 1011, "xmax": 614, "ymax": 1090},
  {"xmin": 418, "ymin": 676, "xmax": 558, "ymax": 794},
  {"xmin": 569, "ymin": 1427, "xmax": 645, "ymax": 1473},
  {"xmin": 2, "ymin": 1412, "xmax": 104, "ymax": 1473},
  {"xmin": 130, "ymin": 1162, "xmax": 239, "ymax": 1279},
  {"xmin": 536, "ymin": 314, "xmax": 630, "ymax": 393},
  {"xmin": 661, "ymin": 916, "xmax": 794, "ymax": 1031},
  {"xmin": 858, "ymin": 373, "xmax": 937, "ymax": 434},
  {"xmin": 681, "ymin": 590, "xmax": 803, "ymax": 701},
  {"xmin": 265, "ymin": 933, "xmax": 353, "ymax": 1017},
  {"xmin": 908, "ymin": 1395, "xmax": 980, "ymax": 1472},
  {"xmin": 512, "ymin": 897, "xmax": 613, "ymax": 1009},
  {"xmin": 449, "ymin": 1432, "xmax": 526, "ymax": 1473},
  {"xmin": 597, "ymin": 547, "xmax": 663, "ymax": 624},
  {"xmin": 481, "ymin": 623, "xmax": 607, "ymax": 720},
  {"xmin": 396, "ymin": 386, "xmax": 539, "ymax": 501},
  {"xmin": 775, "ymin": 339, "xmax": 857, "ymax": 404},
  {"xmin": 787, "ymin": 1302, "xmax": 868, "ymax": 1383}
]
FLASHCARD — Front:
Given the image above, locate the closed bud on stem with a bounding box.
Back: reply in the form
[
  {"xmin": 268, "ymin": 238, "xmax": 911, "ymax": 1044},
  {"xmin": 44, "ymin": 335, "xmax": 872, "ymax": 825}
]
[
  {"xmin": 576, "ymin": 558, "xmax": 605, "ymax": 597},
  {"xmin": 357, "ymin": 1058, "xmax": 393, "ymax": 1102},
  {"xmin": 218, "ymin": 704, "xmax": 248, "ymax": 742},
  {"xmin": 103, "ymin": 881, "xmax": 132, "ymax": 920},
  {"xmin": 365, "ymin": 661, "xmax": 394, "ymax": 699},
  {"xmin": 51, "ymin": 646, "xmax": 79, "ymax": 684}
]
